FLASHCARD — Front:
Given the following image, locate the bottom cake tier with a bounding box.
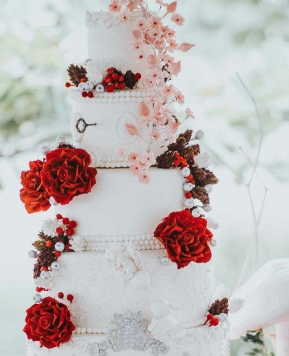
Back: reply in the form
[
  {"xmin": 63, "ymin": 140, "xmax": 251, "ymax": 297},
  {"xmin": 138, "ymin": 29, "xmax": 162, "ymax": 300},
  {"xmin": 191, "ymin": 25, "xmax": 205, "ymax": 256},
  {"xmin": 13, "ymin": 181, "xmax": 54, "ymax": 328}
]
[{"xmin": 25, "ymin": 323, "xmax": 229, "ymax": 356}]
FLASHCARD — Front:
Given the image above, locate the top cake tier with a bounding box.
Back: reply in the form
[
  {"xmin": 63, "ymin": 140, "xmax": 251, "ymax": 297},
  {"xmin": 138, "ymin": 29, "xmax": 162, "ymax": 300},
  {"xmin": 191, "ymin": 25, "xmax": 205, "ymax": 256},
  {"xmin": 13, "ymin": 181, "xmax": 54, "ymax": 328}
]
[{"xmin": 86, "ymin": 11, "xmax": 151, "ymax": 80}]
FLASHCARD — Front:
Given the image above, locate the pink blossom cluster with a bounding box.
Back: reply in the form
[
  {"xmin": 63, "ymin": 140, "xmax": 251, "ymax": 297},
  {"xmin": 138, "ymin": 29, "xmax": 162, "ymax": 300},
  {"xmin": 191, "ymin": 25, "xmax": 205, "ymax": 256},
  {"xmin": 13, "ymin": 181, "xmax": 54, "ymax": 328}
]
[{"xmin": 109, "ymin": 0, "xmax": 195, "ymax": 182}]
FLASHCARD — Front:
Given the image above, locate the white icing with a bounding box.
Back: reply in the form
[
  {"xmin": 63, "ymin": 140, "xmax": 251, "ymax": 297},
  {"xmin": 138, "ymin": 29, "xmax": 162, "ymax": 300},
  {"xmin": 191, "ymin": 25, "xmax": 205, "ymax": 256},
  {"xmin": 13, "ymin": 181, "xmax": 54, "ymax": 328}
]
[
  {"xmin": 86, "ymin": 12, "xmax": 151, "ymax": 80},
  {"xmin": 55, "ymin": 168, "xmax": 184, "ymax": 237}
]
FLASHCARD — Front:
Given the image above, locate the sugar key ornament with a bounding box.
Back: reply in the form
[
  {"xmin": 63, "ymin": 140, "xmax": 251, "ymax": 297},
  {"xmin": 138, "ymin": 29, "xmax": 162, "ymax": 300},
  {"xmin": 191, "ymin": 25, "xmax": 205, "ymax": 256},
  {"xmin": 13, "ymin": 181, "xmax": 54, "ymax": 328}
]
[{"xmin": 76, "ymin": 118, "xmax": 97, "ymax": 134}]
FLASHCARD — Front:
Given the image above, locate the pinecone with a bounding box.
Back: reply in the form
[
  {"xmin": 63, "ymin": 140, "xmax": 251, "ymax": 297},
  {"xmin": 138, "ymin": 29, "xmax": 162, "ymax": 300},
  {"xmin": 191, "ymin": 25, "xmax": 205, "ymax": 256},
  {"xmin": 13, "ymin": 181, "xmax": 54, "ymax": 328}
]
[
  {"xmin": 37, "ymin": 250, "xmax": 56, "ymax": 267},
  {"xmin": 156, "ymin": 151, "xmax": 175, "ymax": 168},
  {"xmin": 208, "ymin": 298, "xmax": 229, "ymax": 315},
  {"xmin": 191, "ymin": 186, "xmax": 210, "ymax": 204},
  {"xmin": 38, "ymin": 231, "xmax": 51, "ymax": 242},
  {"xmin": 191, "ymin": 144, "xmax": 200, "ymax": 156},
  {"xmin": 167, "ymin": 130, "xmax": 193, "ymax": 152},
  {"xmin": 124, "ymin": 70, "xmax": 137, "ymax": 89},
  {"xmin": 32, "ymin": 240, "xmax": 46, "ymax": 251},
  {"xmin": 180, "ymin": 146, "xmax": 195, "ymax": 165},
  {"xmin": 190, "ymin": 167, "xmax": 218, "ymax": 187},
  {"xmin": 33, "ymin": 262, "xmax": 42, "ymax": 279},
  {"xmin": 67, "ymin": 64, "xmax": 87, "ymax": 86}
]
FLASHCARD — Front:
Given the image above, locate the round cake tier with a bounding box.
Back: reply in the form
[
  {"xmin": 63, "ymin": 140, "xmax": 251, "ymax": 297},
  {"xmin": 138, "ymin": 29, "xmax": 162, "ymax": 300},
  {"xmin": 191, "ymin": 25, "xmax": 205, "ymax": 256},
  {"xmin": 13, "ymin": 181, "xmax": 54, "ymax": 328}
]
[
  {"xmin": 55, "ymin": 168, "xmax": 184, "ymax": 236},
  {"xmin": 70, "ymin": 89, "xmax": 171, "ymax": 165},
  {"xmin": 86, "ymin": 11, "xmax": 151, "ymax": 81}
]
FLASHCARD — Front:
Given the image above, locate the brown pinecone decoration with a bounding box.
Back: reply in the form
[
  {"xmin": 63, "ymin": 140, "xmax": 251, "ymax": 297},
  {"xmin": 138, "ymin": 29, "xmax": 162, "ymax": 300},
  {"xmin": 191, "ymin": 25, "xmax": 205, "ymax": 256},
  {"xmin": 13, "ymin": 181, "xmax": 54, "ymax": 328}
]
[
  {"xmin": 191, "ymin": 186, "xmax": 210, "ymax": 204},
  {"xmin": 124, "ymin": 70, "xmax": 137, "ymax": 89},
  {"xmin": 38, "ymin": 231, "xmax": 51, "ymax": 242},
  {"xmin": 156, "ymin": 151, "xmax": 175, "ymax": 168},
  {"xmin": 37, "ymin": 250, "xmax": 56, "ymax": 267},
  {"xmin": 67, "ymin": 64, "xmax": 87, "ymax": 86},
  {"xmin": 191, "ymin": 144, "xmax": 200, "ymax": 156},
  {"xmin": 32, "ymin": 240, "xmax": 46, "ymax": 251},
  {"xmin": 190, "ymin": 167, "xmax": 218, "ymax": 187},
  {"xmin": 167, "ymin": 130, "xmax": 193, "ymax": 152},
  {"xmin": 180, "ymin": 146, "xmax": 195, "ymax": 165},
  {"xmin": 33, "ymin": 262, "xmax": 42, "ymax": 279},
  {"xmin": 208, "ymin": 298, "xmax": 229, "ymax": 315}
]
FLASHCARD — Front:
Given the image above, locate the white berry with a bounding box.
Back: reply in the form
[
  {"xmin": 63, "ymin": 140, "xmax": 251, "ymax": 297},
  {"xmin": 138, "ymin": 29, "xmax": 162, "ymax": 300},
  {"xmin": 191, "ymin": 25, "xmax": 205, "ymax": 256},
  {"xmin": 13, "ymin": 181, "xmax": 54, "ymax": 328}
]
[
  {"xmin": 204, "ymin": 184, "xmax": 212, "ymax": 193},
  {"xmin": 56, "ymin": 135, "xmax": 67, "ymax": 145},
  {"xmin": 195, "ymin": 130, "xmax": 204, "ymax": 140},
  {"xmin": 41, "ymin": 145, "xmax": 50, "ymax": 155},
  {"xmin": 184, "ymin": 198, "xmax": 195, "ymax": 208},
  {"xmin": 95, "ymin": 84, "xmax": 104, "ymax": 93},
  {"xmin": 51, "ymin": 261, "xmax": 60, "ymax": 270},
  {"xmin": 28, "ymin": 250, "xmax": 37, "ymax": 258},
  {"xmin": 192, "ymin": 207, "xmax": 202, "ymax": 218},
  {"xmin": 55, "ymin": 242, "xmax": 65, "ymax": 252},
  {"xmin": 181, "ymin": 167, "xmax": 191, "ymax": 177},
  {"xmin": 203, "ymin": 204, "xmax": 212, "ymax": 212},
  {"xmin": 183, "ymin": 182, "xmax": 195, "ymax": 192},
  {"xmin": 40, "ymin": 271, "xmax": 51, "ymax": 279},
  {"xmin": 84, "ymin": 80, "xmax": 94, "ymax": 91},
  {"xmin": 210, "ymin": 239, "xmax": 217, "ymax": 247},
  {"xmin": 33, "ymin": 294, "xmax": 42, "ymax": 303}
]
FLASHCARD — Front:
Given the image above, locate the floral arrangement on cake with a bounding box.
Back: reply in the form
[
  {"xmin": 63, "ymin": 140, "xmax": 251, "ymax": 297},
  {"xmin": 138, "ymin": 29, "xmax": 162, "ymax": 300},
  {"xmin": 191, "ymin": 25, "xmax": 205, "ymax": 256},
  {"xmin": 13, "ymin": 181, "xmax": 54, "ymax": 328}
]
[
  {"xmin": 23, "ymin": 296, "xmax": 75, "ymax": 349},
  {"xmin": 20, "ymin": 137, "xmax": 97, "ymax": 213}
]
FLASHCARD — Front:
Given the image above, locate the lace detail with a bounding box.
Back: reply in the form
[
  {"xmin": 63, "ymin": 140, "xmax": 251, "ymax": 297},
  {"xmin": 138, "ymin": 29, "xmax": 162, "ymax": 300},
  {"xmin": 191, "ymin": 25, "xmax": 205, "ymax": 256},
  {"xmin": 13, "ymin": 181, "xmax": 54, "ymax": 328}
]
[
  {"xmin": 86, "ymin": 11, "xmax": 140, "ymax": 29},
  {"xmin": 47, "ymin": 250, "xmax": 214, "ymax": 329}
]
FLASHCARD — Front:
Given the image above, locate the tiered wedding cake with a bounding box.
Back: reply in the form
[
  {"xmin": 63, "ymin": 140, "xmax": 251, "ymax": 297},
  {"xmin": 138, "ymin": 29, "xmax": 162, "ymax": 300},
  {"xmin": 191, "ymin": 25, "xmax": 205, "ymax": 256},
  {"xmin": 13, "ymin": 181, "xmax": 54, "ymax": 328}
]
[{"xmin": 21, "ymin": 1, "xmax": 233, "ymax": 355}]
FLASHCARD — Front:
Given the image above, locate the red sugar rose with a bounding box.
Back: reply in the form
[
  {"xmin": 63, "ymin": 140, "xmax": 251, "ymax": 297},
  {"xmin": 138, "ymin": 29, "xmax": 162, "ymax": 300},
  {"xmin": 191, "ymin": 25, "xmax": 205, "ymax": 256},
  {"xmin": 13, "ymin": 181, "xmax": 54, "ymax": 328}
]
[
  {"xmin": 23, "ymin": 296, "xmax": 75, "ymax": 349},
  {"xmin": 20, "ymin": 160, "xmax": 51, "ymax": 214},
  {"xmin": 154, "ymin": 210, "xmax": 213, "ymax": 269},
  {"xmin": 40, "ymin": 147, "xmax": 97, "ymax": 205}
]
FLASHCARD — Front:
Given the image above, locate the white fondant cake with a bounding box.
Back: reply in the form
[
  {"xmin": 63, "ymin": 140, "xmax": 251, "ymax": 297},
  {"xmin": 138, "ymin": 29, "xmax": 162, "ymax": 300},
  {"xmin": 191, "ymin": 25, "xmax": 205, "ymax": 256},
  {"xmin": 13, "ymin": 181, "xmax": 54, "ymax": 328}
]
[{"xmin": 21, "ymin": 2, "xmax": 230, "ymax": 356}]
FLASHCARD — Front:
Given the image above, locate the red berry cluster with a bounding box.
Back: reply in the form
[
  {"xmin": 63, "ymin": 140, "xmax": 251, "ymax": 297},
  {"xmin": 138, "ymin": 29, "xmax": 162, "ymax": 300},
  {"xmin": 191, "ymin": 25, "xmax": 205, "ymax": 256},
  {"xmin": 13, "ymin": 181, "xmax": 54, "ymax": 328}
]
[
  {"xmin": 57, "ymin": 292, "xmax": 74, "ymax": 303},
  {"xmin": 55, "ymin": 214, "xmax": 77, "ymax": 237},
  {"xmin": 102, "ymin": 67, "xmax": 141, "ymax": 93},
  {"xmin": 173, "ymin": 152, "xmax": 195, "ymax": 202},
  {"xmin": 205, "ymin": 313, "xmax": 219, "ymax": 327},
  {"xmin": 36, "ymin": 287, "xmax": 48, "ymax": 292}
]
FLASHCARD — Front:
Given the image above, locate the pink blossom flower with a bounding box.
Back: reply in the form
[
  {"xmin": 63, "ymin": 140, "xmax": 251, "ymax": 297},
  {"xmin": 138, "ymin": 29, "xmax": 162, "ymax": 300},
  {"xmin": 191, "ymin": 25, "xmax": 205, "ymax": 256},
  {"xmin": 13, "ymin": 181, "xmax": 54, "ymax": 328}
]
[
  {"xmin": 163, "ymin": 84, "xmax": 175, "ymax": 96},
  {"xmin": 151, "ymin": 130, "xmax": 161, "ymax": 140},
  {"xmin": 141, "ymin": 151, "xmax": 156, "ymax": 165},
  {"xmin": 138, "ymin": 171, "xmax": 150, "ymax": 184},
  {"xmin": 171, "ymin": 14, "xmax": 185, "ymax": 26},
  {"xmin": 167, "ymin": 60, "xmax": 181, "ymax": 77},
  {"xmin": 147, "ymin": 54, "xmax": 158, "ymax": 68},
  {"xmin": 185, "ymin": 107, "xmax": 195, "ymax": 118},
  {"xmin": 128, "ymin": 152, "xmax": 140, "ymax": 164},
  {"xmin": 137, "ymin": 52, "xmax": 146, "ymax": 60},
  {"xmin": 132, "ymin": 41, "xmax": 142, "ymax": 51},
  {"xmin": 163, "ymin": 54, "xmax": 174, "ymax": 64},
  {"xmin": 149, "ymin": 15, "xmax": 162, "ymax": 29},
  {"xmin": 130, "ymin": 164, "xmax": 141, "ymax": 176},
  {"xmin": 166, "ymin": 29, "xmax": 176, "ymax": 38},
  {"xmin": 148, "ymin": 28, "xmax": 161, "ymax": 41},
  {"xmin": 109, "ymin": 1, "xmax": 122, "ymax": 12},
  {"xmin": 126, "ymin": 1, "xmax": 137, "ymax": 11},
  {"xmin": 118, "ymin": 148, "xmax": 126, "ymax": 158},
  {"xmin": 135, "ymin": 18, "xmax": 149, "ymax": 32},
  {"xmin": 167, "ymin": 39, "xmax": 178, "ymax": 52},
  {"xmin": 120, "ymin": 13, "xmax": 129, "ymax": 22},
  {"xmin": 175, "ymin": 90, "xmax": 185, "ymax": 104}
]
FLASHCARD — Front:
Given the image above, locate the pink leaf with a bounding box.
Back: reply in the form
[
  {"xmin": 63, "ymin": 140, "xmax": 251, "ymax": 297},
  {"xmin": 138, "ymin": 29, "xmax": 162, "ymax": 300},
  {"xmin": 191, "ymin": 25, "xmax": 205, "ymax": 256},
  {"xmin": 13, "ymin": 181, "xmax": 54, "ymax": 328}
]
[
  {"xmin": 166, "ymin": 1, "xmax": 177, "ymax": 14},
  {"xmin": 139, "ymin": 102, "xmax": 150, "ymax": 117},
  {"xmin": 132, "ymin": 30, "xmax": 142, "ymax": 41},
  {"xmin": 177, "ymin": 42, "xmax": 195, "ymax": 52},
  {"xmin": 125, "ymin": 123, "xmax": 139, "ymax": 136}
]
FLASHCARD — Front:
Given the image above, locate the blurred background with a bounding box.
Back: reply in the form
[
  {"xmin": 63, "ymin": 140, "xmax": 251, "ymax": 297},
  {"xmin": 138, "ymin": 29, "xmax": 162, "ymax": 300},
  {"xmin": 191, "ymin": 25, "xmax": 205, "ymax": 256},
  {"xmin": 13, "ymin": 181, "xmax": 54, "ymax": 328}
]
[{"xmin": 0, "ymin": 0, "xmax": 288, "ymax": 355}]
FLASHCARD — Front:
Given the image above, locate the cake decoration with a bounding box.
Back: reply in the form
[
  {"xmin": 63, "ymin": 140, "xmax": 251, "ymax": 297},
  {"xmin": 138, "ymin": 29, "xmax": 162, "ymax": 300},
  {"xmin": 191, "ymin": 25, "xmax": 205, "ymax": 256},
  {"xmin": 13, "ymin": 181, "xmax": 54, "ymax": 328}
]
[
  {"xmin": 30, "ymin": 215, "xmax": 77, "ymax": 281},
  {"xmin": 153, "ymin": 210, "xmax": 213, "ymax": 269},
  {"xmin": 24, "ymin": 296, "xmax": 75, "ymax": 349},
  {"xmin": 20, "ymin": 139, "xmax": 97, "ymax": 212}
]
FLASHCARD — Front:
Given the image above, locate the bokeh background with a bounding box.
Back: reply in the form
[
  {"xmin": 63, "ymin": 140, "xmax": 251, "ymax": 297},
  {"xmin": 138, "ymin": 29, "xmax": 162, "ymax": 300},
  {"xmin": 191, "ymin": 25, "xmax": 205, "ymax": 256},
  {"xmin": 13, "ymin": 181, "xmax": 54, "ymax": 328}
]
[{"xmin": 1, "ymin": 0, "xmax": 289, "ymax": 355}]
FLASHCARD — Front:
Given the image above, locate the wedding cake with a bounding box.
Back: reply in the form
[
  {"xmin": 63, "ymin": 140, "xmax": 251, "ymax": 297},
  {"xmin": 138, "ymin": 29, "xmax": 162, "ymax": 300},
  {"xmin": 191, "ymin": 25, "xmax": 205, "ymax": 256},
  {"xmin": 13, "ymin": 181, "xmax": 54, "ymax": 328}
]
[{"xmin": 21, "ymin": 1, "xmax": 234, "ymax": 355}]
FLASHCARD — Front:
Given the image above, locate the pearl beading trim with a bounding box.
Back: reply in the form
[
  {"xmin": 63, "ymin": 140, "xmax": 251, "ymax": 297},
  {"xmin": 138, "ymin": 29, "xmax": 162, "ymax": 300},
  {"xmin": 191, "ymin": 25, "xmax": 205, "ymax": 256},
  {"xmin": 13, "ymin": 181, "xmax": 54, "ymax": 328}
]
[
  {"xmin": 74, "ymin": 318, "xmax": 207, "ymax": 335},
  {"xmin": 76, "ymin": 233, "xmax": 164, "ymax": 252},
  {"xmin": 91, "ymin": 155, "xmax": 129, "ymax": 168},
  {"xmin": 70, "ymin": 88, "xmax": 154, "ymax": 103}
]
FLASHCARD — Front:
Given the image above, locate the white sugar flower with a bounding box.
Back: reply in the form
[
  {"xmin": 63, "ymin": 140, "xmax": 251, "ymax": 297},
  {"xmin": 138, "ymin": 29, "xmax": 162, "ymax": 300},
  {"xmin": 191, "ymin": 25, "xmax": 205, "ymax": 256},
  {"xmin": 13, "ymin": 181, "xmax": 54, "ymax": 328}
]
[
  {"xmin": 41, "ymin": 218, "xmax": 65, "ymax": 237},
  {"xmin": 85, "ymin": 59, "xmax": 103, "ymax": 84},
  {"xmin": 194, "ymin": 152, "xmax": 211, "ymax": 169}
]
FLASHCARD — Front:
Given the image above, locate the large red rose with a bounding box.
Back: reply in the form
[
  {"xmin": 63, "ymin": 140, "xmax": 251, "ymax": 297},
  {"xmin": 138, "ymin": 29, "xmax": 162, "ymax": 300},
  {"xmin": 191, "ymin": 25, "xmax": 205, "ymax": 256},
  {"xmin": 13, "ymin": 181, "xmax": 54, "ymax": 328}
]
[
  {"xmin": 154, "ymin": 210, "xmax": 213, "ymax": 269},
  {"xmin": 20, "ymin": 160, "xmax": 51, "ymax": 214},
  {"xmin": 23, "ymin": 296, "xmax": 75, "ymax": 349},
  {"xmin": 40, "ymin": 147, "xmax": 97, "ymax": 205}
]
